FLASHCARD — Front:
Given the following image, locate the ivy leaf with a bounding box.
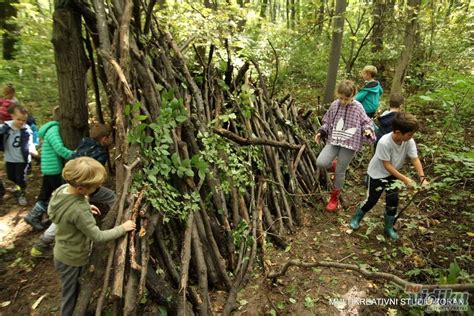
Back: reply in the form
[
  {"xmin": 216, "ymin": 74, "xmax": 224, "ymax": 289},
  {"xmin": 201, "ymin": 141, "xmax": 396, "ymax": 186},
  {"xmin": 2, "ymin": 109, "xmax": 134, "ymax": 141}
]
[
  {"xmin": 176, "ymin": 115, "xmax": 188, "ymax": 123},
  {"xmin": 419, "ymin": 95, "xmax": 434, "ymax": 101},
  {"xmin": 447, "ymin": 261, "xmax": 460, "ymax": 284}
]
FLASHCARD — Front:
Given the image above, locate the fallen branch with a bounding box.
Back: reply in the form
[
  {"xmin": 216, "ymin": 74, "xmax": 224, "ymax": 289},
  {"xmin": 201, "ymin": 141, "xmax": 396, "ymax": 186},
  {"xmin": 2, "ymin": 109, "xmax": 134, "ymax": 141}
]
[
  {"xmin": 267, "ymin": 260, "xmax": 474, "ymax": 292},
  {"xmin": 213, "ymin": 127, "xmax": 301, "ymax": 150}
]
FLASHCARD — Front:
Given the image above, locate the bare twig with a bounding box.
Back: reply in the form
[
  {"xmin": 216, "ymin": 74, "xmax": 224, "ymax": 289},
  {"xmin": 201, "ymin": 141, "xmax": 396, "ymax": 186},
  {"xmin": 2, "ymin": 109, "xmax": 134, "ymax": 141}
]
[{"xmin": 267, "ymin": 259, "xmax": 474, "ymax": 291}]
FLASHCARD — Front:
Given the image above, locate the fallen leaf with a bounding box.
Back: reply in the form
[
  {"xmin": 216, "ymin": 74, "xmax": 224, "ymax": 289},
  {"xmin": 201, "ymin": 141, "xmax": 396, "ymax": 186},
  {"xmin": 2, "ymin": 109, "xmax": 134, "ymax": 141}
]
[
  {"xmin": 32, "ymin": 294, "xmax": 48, "ymax": 310},
  {"xmin": 467, "ymin": 232, "xmax": 474, "ymax": 237},
  {"xmin": 1, "ymin": 301, "xmax": 11, "ymax": 308}
]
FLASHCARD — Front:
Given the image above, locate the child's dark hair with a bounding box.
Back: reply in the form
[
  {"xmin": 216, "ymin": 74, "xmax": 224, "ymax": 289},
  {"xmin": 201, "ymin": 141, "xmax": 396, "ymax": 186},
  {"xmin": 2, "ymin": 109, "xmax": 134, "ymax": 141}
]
[
  {"xmin": 337, "ymin": 80, "xmax": 357, "ymax": 98},
  {"xmin": 392, "ymin": 112, "xmax": 418, "ymax": 134},
  {"xmin": 90, "ymin": 123, "xmax": 112, "ymax": 141},
  {"xmin": 7, "ymin": 104, "xmax": 28, "ymax": 116},
  {"xmin": 389, "ymin": 93, "xmax": 404, "ymax": 109}
]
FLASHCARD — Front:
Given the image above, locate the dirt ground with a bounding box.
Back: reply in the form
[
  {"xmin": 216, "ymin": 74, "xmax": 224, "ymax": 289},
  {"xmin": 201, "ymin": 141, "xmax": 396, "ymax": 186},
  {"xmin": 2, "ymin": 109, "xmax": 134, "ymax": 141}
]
[
  {"xmin": 0, "ymin": 157, "xmax": 472, "ymax": 315},
  {"xmin": 0, "ymin": 162, "xmax": 61, "ymax": 315}
]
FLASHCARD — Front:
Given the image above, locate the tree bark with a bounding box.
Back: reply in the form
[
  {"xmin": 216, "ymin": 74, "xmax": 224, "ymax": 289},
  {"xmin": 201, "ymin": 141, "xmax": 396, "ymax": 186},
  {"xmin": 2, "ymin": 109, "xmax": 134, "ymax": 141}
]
[
  {"xmin": 390, "ymin": 0, "xmax": 421, "ymax": 96},
  {"xmin": 52, "ymin": 8, "xmax": 89, "ymax": 148},
  {"xmin": 0, "ymin": 0, "xmax": 19, "ymax": 60},
  {"xmin": 322, "ymin": 0, "xmax": 347, "ymax": 107}
]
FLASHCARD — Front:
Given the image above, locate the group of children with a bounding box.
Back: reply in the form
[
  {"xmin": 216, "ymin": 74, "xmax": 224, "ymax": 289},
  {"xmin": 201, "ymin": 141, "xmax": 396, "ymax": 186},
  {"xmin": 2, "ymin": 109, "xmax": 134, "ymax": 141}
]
[
  {"xmin": 0, "ymin": 67, "xmax": 426, "ymax": 314},
  {"xmin": 1, "ymin": 84, "xmax": 135, "ymax": 315},
  {"xmin": 316, "ymin": 65, "xmax": 428, "ymax": 241}
]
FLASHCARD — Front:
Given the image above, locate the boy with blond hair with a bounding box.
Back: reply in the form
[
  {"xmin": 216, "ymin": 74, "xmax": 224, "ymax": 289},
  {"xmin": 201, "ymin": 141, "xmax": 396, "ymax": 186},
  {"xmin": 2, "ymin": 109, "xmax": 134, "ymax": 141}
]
[
  {"xmin": 350, "ymin": 113, "xmax": 428, "ymax": 240},
  {"xmin": 31, "ymin": 122, "xmax": 116, "ymax": 256},
  {"xmin": 355, "ymin": 65, "xmax": 383, "ymax": 118},
  {"xmin": 49, "ymin": 157, "xmax": 135, "ymax": 316}
]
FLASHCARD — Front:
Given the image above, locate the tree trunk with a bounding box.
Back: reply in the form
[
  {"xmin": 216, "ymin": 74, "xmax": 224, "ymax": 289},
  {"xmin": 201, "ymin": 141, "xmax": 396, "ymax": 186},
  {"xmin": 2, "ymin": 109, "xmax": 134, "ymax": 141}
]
[
  {"xmin": 315, "ymin": 0, "xmax": 325, "ymax": 38},
  {"xmin": 52, "ymin": 8, "xmax": 89, "ymax": 148},
  {"xmin": 371, "ymin": 0, "xmax": 384, "ymax": 53},
  {"xmin": 322, "ymin": 0, "xmax": 346, "ymax": 107},
  {"xmin": 0, "ymin": 0, "xmax": 19, "ymax": 60},
  {"xmin": 390, "ymin": 0, "xmax": 421, "ymax": 96},
  {"xmin": 260, "ymin": 0, "xmax": 268, "ymax": 18}
]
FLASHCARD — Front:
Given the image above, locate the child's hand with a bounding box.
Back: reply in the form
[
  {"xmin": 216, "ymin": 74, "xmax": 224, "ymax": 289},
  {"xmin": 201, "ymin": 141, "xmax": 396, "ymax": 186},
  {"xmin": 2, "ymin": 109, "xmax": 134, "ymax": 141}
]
[
  {"xmin": 363, "ymin": 129, "xmax": 374, "ymax": 139},
  {"xmin": 90, "ymin": 205, "xmax": 101, "ymax": 216},
  {"xmin": 403, "ymin": 177, "xmax": 416, "ymax": 188},
  {"xmin": 122, "ymin": 220, "xmax": 136, "ymax": 232},
  {"xmin": 420, "ymin": 178, "xmax": 430, "ymax": 188},
  {"xmin": 314, "ymin": 133, "xmax": 321, "ymax": 144}
]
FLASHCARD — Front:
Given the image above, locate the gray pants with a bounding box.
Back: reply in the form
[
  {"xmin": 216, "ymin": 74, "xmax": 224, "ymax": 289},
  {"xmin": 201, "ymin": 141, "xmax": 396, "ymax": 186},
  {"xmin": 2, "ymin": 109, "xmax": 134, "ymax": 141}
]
[
  {"xmin": 316, "ymin": 144, "xmax": 356, "ymax": 189},
  {"xmin": 42, "ymin": 186, "xmax": 116, "ymax": 244},
  {"xmin": 54, "ymin": 259, "xmax": 85, "ymax": 316}
]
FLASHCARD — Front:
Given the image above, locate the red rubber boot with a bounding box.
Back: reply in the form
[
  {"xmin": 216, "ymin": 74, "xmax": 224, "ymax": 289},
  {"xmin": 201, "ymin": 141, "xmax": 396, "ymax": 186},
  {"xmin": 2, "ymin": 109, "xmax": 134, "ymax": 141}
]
[{"xmin": 326, "ymin": 189, "xmax": 340, "ymax": 212}]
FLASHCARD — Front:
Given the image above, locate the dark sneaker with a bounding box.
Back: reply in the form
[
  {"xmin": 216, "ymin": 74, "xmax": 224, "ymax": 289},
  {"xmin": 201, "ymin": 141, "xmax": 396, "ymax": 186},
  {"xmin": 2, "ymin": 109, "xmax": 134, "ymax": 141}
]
[
  {"xmin": 17, "ymin": 191, "xmax": 28, "ymax": 206},
  {"xmin": 31, "ymin": 239, "xmax": 53, "ymax": 258},
  {"xmin": 18, "ymin": 194, "xmax": 28, "ymax": 206},
  {"xmin": 24, "ymin": 216, "xmax": 46, "ymax": 230},
  {"xmin": 30, "ymin": 246, "xmax": 52, "ymax": 258}
]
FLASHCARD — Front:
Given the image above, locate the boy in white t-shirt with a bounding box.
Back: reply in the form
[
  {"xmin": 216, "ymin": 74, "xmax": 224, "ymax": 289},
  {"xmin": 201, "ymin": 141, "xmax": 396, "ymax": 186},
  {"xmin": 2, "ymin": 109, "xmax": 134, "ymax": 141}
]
[{"xmin": 350, "ymin": 112, "xmax": 429, "ymax": 240}]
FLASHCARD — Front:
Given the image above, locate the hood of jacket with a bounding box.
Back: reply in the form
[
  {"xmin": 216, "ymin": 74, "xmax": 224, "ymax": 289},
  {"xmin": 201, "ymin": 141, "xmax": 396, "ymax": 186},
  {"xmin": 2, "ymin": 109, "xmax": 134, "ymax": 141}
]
[
  {"xmin": 39, "ymin": 120, "xmax": 59, "ymax": 138},
  {"xmin": 47, "ymin": 184, "xmax": 83, "ymax": 224},
  {"xmin": 362, "ymin": 81, "xmax": 383, "ymax": 93}
]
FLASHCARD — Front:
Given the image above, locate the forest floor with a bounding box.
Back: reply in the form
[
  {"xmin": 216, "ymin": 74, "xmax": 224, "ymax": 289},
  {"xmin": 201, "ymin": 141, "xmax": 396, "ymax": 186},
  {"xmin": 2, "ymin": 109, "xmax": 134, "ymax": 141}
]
[{"xmin": 0, "ymin": 152, "xmax": 472, "ymax": 315}]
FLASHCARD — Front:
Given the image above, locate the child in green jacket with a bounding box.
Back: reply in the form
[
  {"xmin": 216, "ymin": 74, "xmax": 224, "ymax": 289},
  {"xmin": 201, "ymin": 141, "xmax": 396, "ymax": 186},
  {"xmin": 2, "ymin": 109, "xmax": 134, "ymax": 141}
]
[
  {"xmin": 355, "ymin": 65, "xmax": 383, "ymax": 118},
  {"xmin": 24, "ymin": 106, "xmax": 74, "ymax": 230},
  {"xmin": 50, "ymin": 157, "xmax": 135, "ymax": 316}
]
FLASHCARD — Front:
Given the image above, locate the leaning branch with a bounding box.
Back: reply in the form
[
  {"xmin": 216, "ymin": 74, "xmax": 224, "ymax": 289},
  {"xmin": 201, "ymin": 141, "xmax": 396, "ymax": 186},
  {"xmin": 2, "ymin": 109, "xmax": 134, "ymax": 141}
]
[
  {"xmin": 267, "ymin": 260, "xmax": 474, "ymax": 292},
  {"xmin": 213, "ymin": 128, "xmax": 301, "ymax": 150}
]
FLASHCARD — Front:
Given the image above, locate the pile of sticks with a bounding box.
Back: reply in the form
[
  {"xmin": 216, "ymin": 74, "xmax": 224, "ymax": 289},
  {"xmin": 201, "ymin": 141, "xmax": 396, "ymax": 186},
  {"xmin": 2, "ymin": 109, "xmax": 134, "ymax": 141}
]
[{"xmin": 67, "ymin": 1, "xmax": 327, "ymax": 314}]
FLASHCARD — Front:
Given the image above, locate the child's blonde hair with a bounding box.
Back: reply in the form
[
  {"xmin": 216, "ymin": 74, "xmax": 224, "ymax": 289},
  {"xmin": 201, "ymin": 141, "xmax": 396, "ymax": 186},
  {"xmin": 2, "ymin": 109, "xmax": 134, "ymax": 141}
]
[
  {"xmin": 90, "ymin": 123, "xmax": 112, "ymax": 141},
  {"xmin": 62, "ymin": 157, "xmax": 106, "ymax": 188},
  {"xmin": 362, "ymin": 65, "xmax": 377, "ymax": 78},
  {"xmin": 3, "ymin": 83, "xmax": 15, "ymax": 99},
  {"xmin": 52, "ymin": 106, "xmax": 60, "ymax": 121},
  {"xmin": 336, "ymin": 80, "xmax": 357, "ymax": 98}
]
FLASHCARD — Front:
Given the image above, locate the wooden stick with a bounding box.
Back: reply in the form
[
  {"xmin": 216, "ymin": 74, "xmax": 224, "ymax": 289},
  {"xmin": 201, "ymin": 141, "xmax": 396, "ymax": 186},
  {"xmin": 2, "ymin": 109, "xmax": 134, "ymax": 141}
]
[
  {"xmin": 213, "ymin": 127, "xmax": 301, "ymax": 150},
  {"xmin": 267, "ymin": 259, "xmax": 474, "ymax": 291}
]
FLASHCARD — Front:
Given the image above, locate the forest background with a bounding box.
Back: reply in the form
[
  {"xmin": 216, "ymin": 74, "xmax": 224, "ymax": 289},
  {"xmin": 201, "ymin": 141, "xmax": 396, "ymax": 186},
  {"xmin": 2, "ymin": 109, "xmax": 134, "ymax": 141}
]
[{"xmin": 0, "ymin": 0, "xmax": 473, "ymax": 314}]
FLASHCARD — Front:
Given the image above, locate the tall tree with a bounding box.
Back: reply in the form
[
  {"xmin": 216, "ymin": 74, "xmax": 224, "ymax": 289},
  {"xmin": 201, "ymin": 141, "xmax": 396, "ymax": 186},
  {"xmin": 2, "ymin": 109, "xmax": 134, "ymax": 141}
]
[
  {"xmin": 322, "ymin": 0, "xmax": 346, "ymax": 106},
  {"xmin": 371, "ymin": 0, "xmax": 394, "ymax": 80},
  {"xmin": 0, "ymin": 0, "xmax": 19, "ymax": 60},
  {"xmin": 315, "ymin": 0, "xmax": 325, "ymax": 38},
  {"xmin": 52, "ymin": 1, "xmax": 89, "ymax": 148},
  {"xmin": 390, "ymin": 0, "xmax": 421, "ymax": 96}
]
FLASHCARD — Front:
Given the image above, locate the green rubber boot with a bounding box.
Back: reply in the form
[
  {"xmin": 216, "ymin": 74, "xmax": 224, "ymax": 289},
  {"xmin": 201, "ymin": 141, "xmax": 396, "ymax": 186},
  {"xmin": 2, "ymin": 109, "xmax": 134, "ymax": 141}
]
[
  {"xmin": 384, "ymin": 212, "xmax": 399, "ymax": 241},
  {"xmin": 350, "ymin": 206, "xmax": 365, "ymax": 230}
]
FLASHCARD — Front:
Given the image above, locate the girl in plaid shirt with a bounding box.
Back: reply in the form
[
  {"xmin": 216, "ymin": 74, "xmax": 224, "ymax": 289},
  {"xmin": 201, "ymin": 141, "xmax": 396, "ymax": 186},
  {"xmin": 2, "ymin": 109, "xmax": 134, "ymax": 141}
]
[{"xmin": 315, "ymin": 80, "xmax": 375, "ymax": 212}]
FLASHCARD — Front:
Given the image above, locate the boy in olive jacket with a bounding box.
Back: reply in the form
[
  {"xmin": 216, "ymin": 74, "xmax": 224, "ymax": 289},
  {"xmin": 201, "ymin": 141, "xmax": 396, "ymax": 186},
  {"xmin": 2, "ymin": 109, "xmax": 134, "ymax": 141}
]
[{"xmin": 49, "ymin": 157, "xmax": 135, "ymax": 316}]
